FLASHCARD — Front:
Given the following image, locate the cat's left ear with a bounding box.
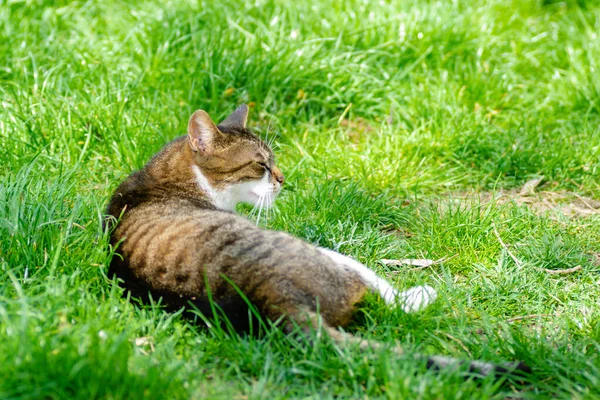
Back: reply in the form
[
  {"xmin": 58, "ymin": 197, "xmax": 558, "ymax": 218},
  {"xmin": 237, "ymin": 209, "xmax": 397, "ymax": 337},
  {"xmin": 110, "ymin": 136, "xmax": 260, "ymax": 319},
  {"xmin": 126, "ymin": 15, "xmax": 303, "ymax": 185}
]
[
  {"xmin": 188, "ymin": 110, "xmax": 221, "ymax": 154},
  {"xmin": 219, "ymin": 104, "xmax": 249, "ymax": 129}
]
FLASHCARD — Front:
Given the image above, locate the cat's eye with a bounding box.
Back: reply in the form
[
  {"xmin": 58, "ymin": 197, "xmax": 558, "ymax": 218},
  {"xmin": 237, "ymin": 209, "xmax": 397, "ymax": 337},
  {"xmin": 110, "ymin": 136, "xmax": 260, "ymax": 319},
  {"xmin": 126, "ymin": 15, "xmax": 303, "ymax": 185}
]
[{"xmin": 258, "ymin": 161, "xmax": 271, "ymax": 172}]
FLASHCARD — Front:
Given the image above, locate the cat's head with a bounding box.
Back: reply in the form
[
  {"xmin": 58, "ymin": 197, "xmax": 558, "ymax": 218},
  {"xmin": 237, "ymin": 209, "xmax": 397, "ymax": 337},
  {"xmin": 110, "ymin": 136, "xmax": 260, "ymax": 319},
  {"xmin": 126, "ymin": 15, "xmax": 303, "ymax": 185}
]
[{"xmin": 187, "ymin": 104, "xmax": 284, "ymax": 211}]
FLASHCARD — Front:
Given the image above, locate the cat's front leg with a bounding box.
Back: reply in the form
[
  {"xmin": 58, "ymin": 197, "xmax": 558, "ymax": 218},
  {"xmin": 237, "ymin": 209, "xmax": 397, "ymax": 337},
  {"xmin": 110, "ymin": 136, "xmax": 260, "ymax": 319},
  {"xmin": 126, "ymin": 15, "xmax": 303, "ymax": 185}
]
[{"xmin": 317, "ymin": 248, "xmax": 437, "ymax": 313}]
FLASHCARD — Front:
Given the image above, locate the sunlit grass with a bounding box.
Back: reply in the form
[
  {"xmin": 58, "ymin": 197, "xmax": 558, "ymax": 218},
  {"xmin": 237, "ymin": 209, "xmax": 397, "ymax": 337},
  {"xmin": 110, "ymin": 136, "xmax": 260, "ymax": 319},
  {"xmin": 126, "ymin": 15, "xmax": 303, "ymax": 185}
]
[{"xmin": 1, "ymin": 0, "xmax": 600, "ymax": 398}]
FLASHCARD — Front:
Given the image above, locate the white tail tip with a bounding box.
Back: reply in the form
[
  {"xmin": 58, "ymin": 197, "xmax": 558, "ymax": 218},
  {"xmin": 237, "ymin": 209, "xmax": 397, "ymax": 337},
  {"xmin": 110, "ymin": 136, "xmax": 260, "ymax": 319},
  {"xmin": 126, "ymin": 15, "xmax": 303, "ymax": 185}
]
[{"xmin": 398, "ymin": 285, "xmax": 438, "ymax": 313}]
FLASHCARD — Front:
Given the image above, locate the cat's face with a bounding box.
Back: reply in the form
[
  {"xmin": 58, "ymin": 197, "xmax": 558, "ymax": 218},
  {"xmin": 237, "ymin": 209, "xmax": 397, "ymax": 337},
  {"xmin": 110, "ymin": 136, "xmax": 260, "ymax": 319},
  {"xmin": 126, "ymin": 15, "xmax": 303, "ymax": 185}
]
[{"xmin": 187, "ymin": 105, "xmax": 284, "ymax": 211}]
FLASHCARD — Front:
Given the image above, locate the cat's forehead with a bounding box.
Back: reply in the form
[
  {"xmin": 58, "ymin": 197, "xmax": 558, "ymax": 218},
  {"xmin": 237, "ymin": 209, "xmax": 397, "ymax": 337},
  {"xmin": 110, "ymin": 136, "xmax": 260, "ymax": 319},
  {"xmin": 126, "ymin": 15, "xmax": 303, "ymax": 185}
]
[
  {"xmin": 243, "ymin": 139, "xmax": 273, "ymax": 161},
  {"xmin": 219, "ymin": 126, "xmax": 274, "ymax": 159},
  {"xmin": 253, "ymin": 138, "xmax": 273, "ymax": 157}
]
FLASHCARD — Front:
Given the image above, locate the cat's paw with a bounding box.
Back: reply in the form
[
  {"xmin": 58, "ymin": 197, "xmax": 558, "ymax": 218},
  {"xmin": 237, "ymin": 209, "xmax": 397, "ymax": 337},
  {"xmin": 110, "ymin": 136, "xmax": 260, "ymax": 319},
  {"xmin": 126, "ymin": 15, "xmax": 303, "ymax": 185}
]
[{"xmin": 398, "ymin": 285, "xmax": 437, "ymax": 313}]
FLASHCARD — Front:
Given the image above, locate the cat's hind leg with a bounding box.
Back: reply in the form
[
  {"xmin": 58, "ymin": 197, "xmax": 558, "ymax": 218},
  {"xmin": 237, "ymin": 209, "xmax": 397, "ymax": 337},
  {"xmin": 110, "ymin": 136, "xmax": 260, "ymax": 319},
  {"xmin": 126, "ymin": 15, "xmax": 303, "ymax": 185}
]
[{"xmin": 317, "ymin": 248, "xmax": 437, "ymax": 313}]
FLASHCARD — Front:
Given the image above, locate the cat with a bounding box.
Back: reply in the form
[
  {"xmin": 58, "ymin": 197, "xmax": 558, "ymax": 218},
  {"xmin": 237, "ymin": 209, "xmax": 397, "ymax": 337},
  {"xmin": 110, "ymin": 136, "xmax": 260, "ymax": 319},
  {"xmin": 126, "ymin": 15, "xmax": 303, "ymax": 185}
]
[{"xmin": 106, "ymin": 104, "xmax": 529, "ymax": 378}]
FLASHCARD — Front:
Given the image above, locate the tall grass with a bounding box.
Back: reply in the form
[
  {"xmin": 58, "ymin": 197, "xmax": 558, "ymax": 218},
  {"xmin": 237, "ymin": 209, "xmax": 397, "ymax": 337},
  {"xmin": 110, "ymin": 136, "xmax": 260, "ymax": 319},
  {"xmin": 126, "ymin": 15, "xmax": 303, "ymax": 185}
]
[{"xmin": 1, "ymin": 0, "xmax": 600, "ymax": 398}]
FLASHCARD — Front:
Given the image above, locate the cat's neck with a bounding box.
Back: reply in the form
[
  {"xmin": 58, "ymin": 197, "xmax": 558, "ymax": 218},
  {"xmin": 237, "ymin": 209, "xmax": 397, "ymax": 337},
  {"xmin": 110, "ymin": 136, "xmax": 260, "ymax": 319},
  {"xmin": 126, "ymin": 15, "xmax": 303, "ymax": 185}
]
[
  {"xmin": 145, "ymin": 137, "xmax": 236, "ymax": 211},
  {"xmin": 145, "ymin": 137, "xmax": 213, "ymax": 201},
  {"xmin": 106, "ymin": 138, "xmax": 215, "ymax": 219},
  {"xmin": 191, "ymin": 165, "xmax": 236, "ymax": 211}
]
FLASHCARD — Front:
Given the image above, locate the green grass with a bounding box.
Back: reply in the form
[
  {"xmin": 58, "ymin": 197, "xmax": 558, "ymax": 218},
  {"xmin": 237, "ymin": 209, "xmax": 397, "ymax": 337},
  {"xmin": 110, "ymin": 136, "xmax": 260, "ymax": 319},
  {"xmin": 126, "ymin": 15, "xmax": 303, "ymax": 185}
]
[{"xmin": 2, "ymin": 0, "xmax": 600, "ymax": 398}]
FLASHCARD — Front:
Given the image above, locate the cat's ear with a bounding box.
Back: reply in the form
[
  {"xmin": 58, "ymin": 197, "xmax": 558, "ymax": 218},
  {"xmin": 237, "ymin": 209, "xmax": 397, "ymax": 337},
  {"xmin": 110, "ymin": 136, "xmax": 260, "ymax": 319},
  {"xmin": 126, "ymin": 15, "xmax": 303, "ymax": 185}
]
[
  {"xmin": 219, "ymin": 104, "xmax": 249, "ymax": 129},
  {"xmin": 188, "ymin": 110, "xmax": 221, "ymax": 154}
]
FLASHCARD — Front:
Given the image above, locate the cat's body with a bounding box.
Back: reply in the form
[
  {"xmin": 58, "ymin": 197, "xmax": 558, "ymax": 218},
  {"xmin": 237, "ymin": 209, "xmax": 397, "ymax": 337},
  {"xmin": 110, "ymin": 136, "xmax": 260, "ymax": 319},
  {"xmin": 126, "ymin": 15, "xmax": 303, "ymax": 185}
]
[
  {"xmin": 107, "ymin": 105, "xmax": 528, "ymax": 377},
  {"xmin": 107, "ymin": 112, "xmax": 429, "ymax": 331}
]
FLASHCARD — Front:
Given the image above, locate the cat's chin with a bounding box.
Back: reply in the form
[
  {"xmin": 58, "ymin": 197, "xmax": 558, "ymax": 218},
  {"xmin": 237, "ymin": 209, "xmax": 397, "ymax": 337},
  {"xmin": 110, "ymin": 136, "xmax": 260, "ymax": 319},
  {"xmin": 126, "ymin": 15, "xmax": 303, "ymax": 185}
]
[{"xmin": 243, "ymin": 191, "xmax": 278, "ymax": 208}]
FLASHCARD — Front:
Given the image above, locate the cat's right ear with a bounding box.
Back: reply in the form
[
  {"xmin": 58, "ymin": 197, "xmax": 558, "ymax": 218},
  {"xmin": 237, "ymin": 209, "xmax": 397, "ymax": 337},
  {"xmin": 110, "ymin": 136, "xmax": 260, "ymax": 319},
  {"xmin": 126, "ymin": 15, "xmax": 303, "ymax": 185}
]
[
  {"xmin": 219, "ymin": 104, "xmax": 249, "ymax": 129},
  {"xmin": 188, "ymin": 110, "xmax": 221, "ymax": 154}
]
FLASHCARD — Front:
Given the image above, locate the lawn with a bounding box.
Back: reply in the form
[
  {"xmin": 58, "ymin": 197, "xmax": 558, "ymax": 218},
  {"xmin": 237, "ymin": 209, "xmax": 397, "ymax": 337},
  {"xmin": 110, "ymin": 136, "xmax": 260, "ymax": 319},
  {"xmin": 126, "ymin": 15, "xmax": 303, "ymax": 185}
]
[{"xmin": 1, "ymin": 0, "xmax": 600, "ymax": 398}]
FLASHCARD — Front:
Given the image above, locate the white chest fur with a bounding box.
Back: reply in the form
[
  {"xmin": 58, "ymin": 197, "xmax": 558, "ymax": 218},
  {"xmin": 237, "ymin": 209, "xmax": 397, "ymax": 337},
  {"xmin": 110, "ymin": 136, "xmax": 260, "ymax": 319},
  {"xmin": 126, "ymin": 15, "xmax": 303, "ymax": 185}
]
[{"xmin": 192, "ymin": 165, "xmax": 276, "ymax": 210}]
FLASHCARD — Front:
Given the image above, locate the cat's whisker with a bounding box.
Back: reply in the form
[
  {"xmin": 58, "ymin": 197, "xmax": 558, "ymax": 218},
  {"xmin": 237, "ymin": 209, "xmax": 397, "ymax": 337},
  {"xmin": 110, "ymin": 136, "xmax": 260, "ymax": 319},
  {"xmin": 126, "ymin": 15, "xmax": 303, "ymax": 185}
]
[
  {"xmin": 265, "ymin": 114, "xmax": 274, "ymax": 144},
  {"xmin": 263, "ymin": 191, "xmax": 274, "ymax": 224},
  {"xmin": 255, "ymin": 193, "xmax": 266, "ymax": 225},
  {"xmin": 265, "ymin": 114, "xmax": 279, "ymax": 149},
  {"xmin": 250, "ymin": 200, "xmax": 261, "ymax": 220},
  {"xmin": 248, "ymin": 197, "xmax": 261, "ymax": 219},
  {"xmin": 261, "ymin": 195, "xmax": 268, "ymax": 224},
  {"xmin": 266, "ymin": 192, "xmax": 272, "ymax": 223},
  {"xmin": 267, "ymin": 130, "xmax": 275, "ymax": 148},
  {"xmin": 264, "ymin": 128, "xmax": 270, "ymax": 150}
]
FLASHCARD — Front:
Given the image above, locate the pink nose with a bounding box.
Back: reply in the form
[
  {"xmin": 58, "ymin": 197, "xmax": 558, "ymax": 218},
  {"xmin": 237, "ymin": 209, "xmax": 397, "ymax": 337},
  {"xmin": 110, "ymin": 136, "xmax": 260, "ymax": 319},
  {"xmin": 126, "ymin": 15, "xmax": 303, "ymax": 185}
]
[{"xmin": 272, "ymin": 166, "xmax": 284, "ymax": 185}]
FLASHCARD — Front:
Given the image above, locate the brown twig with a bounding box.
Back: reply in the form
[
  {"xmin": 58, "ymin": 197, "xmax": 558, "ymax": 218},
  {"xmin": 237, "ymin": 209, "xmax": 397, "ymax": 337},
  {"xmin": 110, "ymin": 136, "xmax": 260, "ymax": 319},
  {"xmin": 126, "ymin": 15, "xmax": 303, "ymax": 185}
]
[
  {"xmin": 383, "ymin": 254, "xmax": 457, "ymax": 272},
  {"xmin": 535, "ymin": 265, "xmax": 583, "ymax": 275},
  {"xmin": 492, "ymin": 225, "xmax": 522, "ymax": 268},
  {"xmin": 411, "ymin": 254, "xmax": 458, "ymax": 271},
  {"xmin": 573, "ymin": 193, "xmax": 600, "ymax": 211}
]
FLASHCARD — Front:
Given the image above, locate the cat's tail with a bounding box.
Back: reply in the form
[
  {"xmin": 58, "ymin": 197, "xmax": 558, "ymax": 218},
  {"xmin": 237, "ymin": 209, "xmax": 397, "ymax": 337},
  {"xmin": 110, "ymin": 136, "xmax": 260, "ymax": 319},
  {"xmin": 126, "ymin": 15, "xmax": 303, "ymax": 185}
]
[
  {"xmin": 325, "ymin": 326, "xmax": 531, "ymax": 379},
  {"xmin": 316, "ymin": 248, "xmax": 439, "ymax": 312}
]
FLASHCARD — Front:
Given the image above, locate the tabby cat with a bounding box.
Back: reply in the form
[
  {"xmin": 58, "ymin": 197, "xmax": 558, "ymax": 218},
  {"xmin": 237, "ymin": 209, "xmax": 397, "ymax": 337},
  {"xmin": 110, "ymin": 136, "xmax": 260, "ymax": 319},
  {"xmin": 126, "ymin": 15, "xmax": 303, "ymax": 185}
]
[{"xmin": 106, "ymin": 105, "xmax": 528, "ymax": 377}]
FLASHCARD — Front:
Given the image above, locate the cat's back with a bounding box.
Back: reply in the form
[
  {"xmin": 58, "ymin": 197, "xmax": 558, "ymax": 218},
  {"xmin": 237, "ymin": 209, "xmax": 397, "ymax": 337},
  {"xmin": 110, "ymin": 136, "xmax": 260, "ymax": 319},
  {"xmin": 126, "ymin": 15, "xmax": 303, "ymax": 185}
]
[
  {"xmin": 113, "ymin": 197, "xmax": 336, "ymax": 292},
  {"xmin": 115, "ymin": 198, "xmax": 254, "ymax": 288}
]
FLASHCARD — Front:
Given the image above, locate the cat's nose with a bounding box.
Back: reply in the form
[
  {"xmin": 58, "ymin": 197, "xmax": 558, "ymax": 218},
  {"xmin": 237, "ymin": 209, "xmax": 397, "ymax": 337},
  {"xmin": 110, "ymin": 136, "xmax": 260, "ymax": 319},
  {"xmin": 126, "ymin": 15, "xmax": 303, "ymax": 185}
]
[{"xmin": 272, "ymin": 166, "xmax": 284, "ymax": 185}]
